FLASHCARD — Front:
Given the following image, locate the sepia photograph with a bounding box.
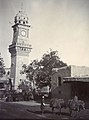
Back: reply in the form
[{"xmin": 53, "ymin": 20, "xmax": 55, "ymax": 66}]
[{"xmin": 0, "ymin": 0, "xmax": 89, "ymax": 119}]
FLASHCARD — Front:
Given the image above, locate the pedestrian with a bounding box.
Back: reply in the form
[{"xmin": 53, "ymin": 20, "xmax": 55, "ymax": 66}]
[
  {"xmin": 40, "ymin": 95, "xmax": 45, "ymax": 114},
  {"xmin": 74, "ymin": 95, "xmax": 78, "ymax": 103}
]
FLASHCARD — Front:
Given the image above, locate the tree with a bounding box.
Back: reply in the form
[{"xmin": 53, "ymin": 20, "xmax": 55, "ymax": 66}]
[
  {"xmin": 0, "ymin": 53, "xmax": 5, "ymax": 77},
  {"xmin": 22, "ymin": 59, "xmax": 39, "ymax": 82},
  {"xmin": 19, "ymin": 60, "xmax": 39, "ymax": 91},
  {"xmin": 21, "ymin": 50, "xmax": 67, "ymax": 88},
  {"xmin": 35, "ymin": 50, "xmax": 67, "ymax": 87},
  {"xmin": 18, "ymin": 80, "xmax": 31, "ymax": 91}
]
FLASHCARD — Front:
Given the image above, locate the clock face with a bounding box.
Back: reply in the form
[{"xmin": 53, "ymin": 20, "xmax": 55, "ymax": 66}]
[{"xmin": 21, "ymin": 30, "xmax": 26, "ymax": 37}]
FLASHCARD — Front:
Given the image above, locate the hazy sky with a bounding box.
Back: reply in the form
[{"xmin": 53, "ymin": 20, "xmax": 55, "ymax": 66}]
[{"xmin": 0, "ymin": 0, "xmax": 89, "ymax": 68}]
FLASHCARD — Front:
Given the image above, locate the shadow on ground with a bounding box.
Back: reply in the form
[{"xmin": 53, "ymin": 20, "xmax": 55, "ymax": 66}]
[{"xmin": 27, "ymin": 109, "xmax": 70, "ymax": 116}]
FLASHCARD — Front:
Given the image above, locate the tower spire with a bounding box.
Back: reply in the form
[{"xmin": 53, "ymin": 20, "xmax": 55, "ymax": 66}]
[{"xmin": 21, "ymin": 2, "xmax": 23, "ymax": 12}]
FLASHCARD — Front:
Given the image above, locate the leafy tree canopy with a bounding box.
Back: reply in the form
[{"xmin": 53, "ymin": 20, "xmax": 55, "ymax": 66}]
[
  {"xmin": 22, "ymin": 50, "xmax": 67, "ymax": 88},
  {"xmin": 0, "ymin": 53, "xmax": 5, "ymax": 77}
]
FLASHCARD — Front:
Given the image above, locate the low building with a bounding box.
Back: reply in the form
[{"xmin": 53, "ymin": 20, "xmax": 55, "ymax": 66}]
[
  {"xmin": 51, "ymin": 65, "xmax": 89, "ymax": 101},
  {"xmin": 0, "ymin": 68, "xmax": 10, "ymax": 98},
  {"xmin": 0, "ymin": 75, "xmax": 9, "ymax": 98}
]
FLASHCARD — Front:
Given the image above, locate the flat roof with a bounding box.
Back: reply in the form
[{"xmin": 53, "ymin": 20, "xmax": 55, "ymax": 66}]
[{"xmin": 63, "ymin": 76, "xmax": 89, "ymax": 82}]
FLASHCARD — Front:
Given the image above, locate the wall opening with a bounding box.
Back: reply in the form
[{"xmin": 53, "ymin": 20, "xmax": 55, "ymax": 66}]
[{"xmin": 58, "ymin": 77, "xmax": 61, "ymax": 86}]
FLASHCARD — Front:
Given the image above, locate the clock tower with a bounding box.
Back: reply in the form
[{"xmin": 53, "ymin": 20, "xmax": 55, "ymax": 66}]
[{"xmin": 9, "ymin": 10, "xmax": 32, "ymax": 89}]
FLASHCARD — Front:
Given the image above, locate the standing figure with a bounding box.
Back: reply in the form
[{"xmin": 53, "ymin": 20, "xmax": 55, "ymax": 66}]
[
  {"xmin": 73, "ymin": 94, "xmax": 79, "ymax": 111},
  {"xmin": 40, "ymin": 95, "xmax": 45, "ymax": 114},
  {"xmin": 74, "ymin": 95, "xmax": 78, "ymax": 103}
]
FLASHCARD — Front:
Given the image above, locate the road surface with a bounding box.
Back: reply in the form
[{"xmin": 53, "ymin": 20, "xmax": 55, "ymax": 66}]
[{"xmin": 0, "ymin": 100, "xmax": 89, "ymax": 119}]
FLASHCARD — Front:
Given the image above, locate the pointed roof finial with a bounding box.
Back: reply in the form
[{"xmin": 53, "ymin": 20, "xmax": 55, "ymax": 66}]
[{"xmin": 21, "ymin": 2, "xmax": 23, "ymax": 11}]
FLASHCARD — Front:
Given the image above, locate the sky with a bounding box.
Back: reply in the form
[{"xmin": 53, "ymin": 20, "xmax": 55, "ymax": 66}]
[{"xmin": 0, "ymin": 0, "xmax": 89, "ymax": 68}]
